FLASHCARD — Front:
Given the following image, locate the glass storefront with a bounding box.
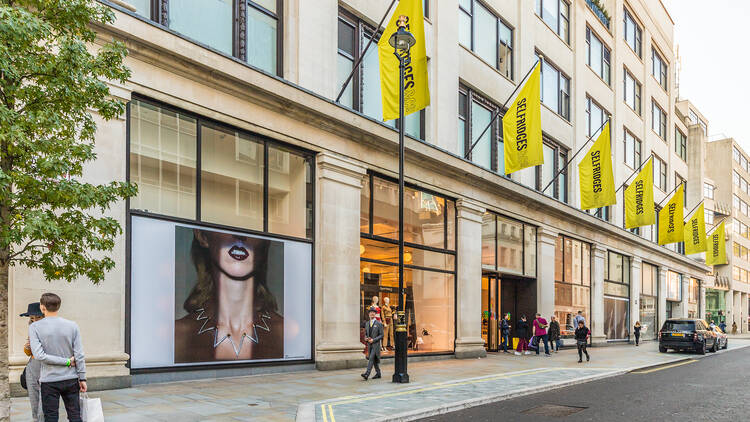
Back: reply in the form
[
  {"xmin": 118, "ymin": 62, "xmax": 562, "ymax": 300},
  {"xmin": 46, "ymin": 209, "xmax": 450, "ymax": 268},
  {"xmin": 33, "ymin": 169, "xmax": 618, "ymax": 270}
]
[
  {"xmin": 705, "ymin": 288, "xmax": 727, "ymax": 325},
  {"xmin": 639, "ymin": 262, "xmax": 658, "ymax": 340},
  {"xmin": 604, "ymin": 251, "xmax": 630, "ymax": 340},
  {"xmin": 688, "ymin": 277, "xmax": 699, "ymax": 318},
  {"xmin": 360, "ymin": 174, "xmax": 456, "ymax": 355},
  {"xmin": 554, "ymin": 236, "xmax": 591, "ymax": 338},
  {"xmin": 666, "ymin": 270, "xmax": 682, "ymax": 319}
]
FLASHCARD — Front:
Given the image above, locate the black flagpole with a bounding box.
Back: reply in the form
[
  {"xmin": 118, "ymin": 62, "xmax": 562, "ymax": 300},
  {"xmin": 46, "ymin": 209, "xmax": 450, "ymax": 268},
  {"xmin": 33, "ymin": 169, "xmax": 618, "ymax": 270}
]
[
  {"xmin": 614, "ymin": 154, "xmax": 655, "ymax": 196},
  {"xmin": 464, "ymin": 60, "xmax": 540, "ymax": 159},
  {"xmin": 335, "ymin": 0, "xmax": 398, "ymax": 103},
  {"xmin": 706, "ymin": 216, "xmax": 729, "ymax": 235},
  {"xmin": 683, "ymin": 200, "xmax": 705, "ymax": 222},
  {"xmin": 655, "ymin": 180, "xmax": 684, "ymax": 209}
]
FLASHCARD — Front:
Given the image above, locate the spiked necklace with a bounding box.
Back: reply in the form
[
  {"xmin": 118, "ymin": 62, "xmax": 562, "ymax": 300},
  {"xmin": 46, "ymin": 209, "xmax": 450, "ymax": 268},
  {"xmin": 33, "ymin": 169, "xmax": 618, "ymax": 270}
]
[{"xmin": 194, "ymin": 308, "xmax": 272, "ymax": 358}]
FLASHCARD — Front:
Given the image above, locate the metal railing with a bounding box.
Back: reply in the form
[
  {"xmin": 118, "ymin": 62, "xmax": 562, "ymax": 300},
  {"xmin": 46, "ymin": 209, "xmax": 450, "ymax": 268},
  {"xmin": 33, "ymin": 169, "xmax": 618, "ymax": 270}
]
[{"xmin": 586, "ymin": 0, "xmax": 610, "ymax": 29}]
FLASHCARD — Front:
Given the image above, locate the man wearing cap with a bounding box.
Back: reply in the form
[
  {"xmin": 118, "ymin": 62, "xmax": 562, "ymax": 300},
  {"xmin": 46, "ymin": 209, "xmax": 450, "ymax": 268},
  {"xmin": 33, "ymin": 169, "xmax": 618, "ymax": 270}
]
[
  {"xmin": 361, "ymin": 307, "xmax": 384, "ymax": 380},
  {"xmin": 21, "ymin": 302, "xmax": 45, "ymax": 422}
]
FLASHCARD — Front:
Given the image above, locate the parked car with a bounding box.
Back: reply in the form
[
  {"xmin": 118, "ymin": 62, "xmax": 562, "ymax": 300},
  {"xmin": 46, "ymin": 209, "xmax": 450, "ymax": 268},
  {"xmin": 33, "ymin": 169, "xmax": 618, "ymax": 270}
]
[
  {"xmin": 659, "ymin": 318, "xmax": 718, "ymax": 354},
  {"xmin": 710, "ymin": 325, "xmax": 729, "ymax": 350}
]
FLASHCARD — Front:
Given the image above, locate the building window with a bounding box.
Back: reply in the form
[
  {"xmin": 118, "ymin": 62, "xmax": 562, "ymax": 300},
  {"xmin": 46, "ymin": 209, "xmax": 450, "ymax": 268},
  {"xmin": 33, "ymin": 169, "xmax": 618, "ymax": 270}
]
[
  {"xmin": 652, "ymin": 48, "xmax": 668, "ymax": 90},
  {"xmin": 652, "ymin": 100, "xmax": 667, "ymax": 140},
  {"xmin": 666, "ymin": 271, "xmax": 682, "ymax": 301},
  {"xmin": 539, "ymin": 55, "xmax": 570, "ymax": 120},
  {"xmin": 624, "ymin": 68, "xmax": 641, "ymax": 115},
  {"xmin": 586, "ymin": 27, "xmax": 610, "ymax": 84},
  {"xmin": 734, "ymin": 171, "xmax": 741, "ymax": 188},
  {"xmin": 246, "ymin": 0, "xmax": 280, "ymax": 74},
  {"xmin": 538, "ymin": 141, "xmax": 569, "ymax": 202},
  {"xmin": 704, "ymin": 183, "xmax": 715, "ymax": 199},
  {"xmin": 128, "ymin": 97, "xmax": 313, "ymax": 239},
  {"xmin": 361, "ymin": 174, "xmax": 456, "ymax": 355},
  {"xmin": 640, "ymin": 262, "xmax": 658, "ymax": 340},
  {"xmin": 458, "ymin": 86, "xmax": 499, "ymax": 171},
  {"xmin": 535, "ymin": 0, "xmax": 570, "ymax": 43},
  {"xmin": 734, "ymin": 146, "xmax": 741, "ymax": 164},
  {"xmin": 459, "ymin": 0, "xmax": 514, "ymax": 79},
  {"xmin": 423, "ymin": 0, "xmax": 430, "ymax": 18},
  {"xmin": 689, "ymin": 109, "xmax": 708, "ymax": 135},
  {"xmin": 605, "ymin": 251, "xmax": 631, "ymax": 340},
  {"xmin": 705, "ymin": 208, "xmax": 714, "ymax": 225},
  {"xmin": 482, "ymin": 213, "xmax": 536, "ymax": 277},
  {"xmin": 624, "ymin": 129, "xmax": 641, "ymax": 169},
  {"xmin": 585, "ymin": 96, "xmax": 609, "ymax": 137},
  {"xmin": 337, "ymin": 11, "xmax": 425, "ymax": 140},
  {"xmin": 742, "ymin": 155, "xmax": 749, "ymax": 173},
  {"xmin": 623, "ymin": 7, "xmax": 642, "ymax": 57},
  {"xmin": 653, "ymin": 155, "xmax": 667, "ymax": 191},
  {"xmin": 675, "ymin": 128, "xmax": 687, "ymax": 161},
  {"xmin": 554, "ymin": 236, "xmax": 591, "ymax": 338}
]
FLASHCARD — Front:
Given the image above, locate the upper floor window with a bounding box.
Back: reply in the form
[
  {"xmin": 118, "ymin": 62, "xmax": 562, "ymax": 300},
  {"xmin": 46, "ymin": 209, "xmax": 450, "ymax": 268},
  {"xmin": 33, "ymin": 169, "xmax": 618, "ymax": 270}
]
[
  {"xmin": 704, "ymin": 182, "xmax": 715, "ymax": 200},
  {"xmin": 624, "ymin": 129, "xmax": 641, "ymax": 169},
  {"xmin": 652, "ymin": 100, "xmax": 667, "ymax": 140},
  {"xmin": 688, "ymin": 109, "xmax": 707, "ymax": 135},
  {"xmin": 585, "ymin": 96, "xmax": 609, "ymax": 137},
  {"xmin": 675, "ymin": 128, "xmax": 687, "ymax": 161},
  {"xmin": 539, "ymin": 55, "xmax": 570, "ymax": 120},
  {"xmin": 132, "ymin": 0, "xmax": 282, "ymax": 76},
  {"xmin": 705, "ymin": 208, "xmax": 714, "ymax": 224},
  {"xmin": 337, "ymin": 11, "xmax": 424, "ymax": 140},
  {"xmin": 653, "ymin": 155, "xmax": 667, "ymax": 191},
  {"xmin": 538, "ymin": 141, "xmax": 569, "ymax": 202},
  {"xmin": 586, "ymin": 27, "xmax": 610, "ymax": 84},
  {"xmin": 458, "ymin": 86, "xmax": 500, "ymax": 172},
  {"xmin": 623, "ymin": 7, "xmax": 642, "ymax": 57},
  {"xmin": 734, "ymin": 146, "xmax": 741, "ymax": 164},
  {"xmin": 535, "ymin": 0, "xmax": 570, "ymax": 43},
  {"xmin": 459, "ymin": 0, "xmax": 514, "ymax": 79},
  {"xmin": 652, "ymin": 48, "xmax": 668, "ymax": 90},
  {"xmin": 624, "ymin": 68, "xmax": 642, "ymax": 115}
]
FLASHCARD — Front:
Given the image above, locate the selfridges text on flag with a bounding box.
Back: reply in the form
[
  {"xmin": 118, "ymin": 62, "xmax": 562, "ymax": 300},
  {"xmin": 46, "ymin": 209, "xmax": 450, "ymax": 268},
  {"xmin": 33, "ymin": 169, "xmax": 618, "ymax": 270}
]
[
  {"xmin": 503, "ymin": 62, "xmax": 543, "ymax": 174},
  {"xmin": 706, "ymin": 221, "xmax": 727, "ymax": 266},
  {"xmin": 378, "ymin": 0, "xmax": 430, "ymax": 121},
  {"xmin": 683, "ymin": 203, "xmax": 707, "ymax": 255},
  {"xmin": 578, "ymin": 121, "xmax": 616, "ymax": 210},
  {"xmin": 624, "ymin": 159, "xmax": 655, "ymax": 228},
  {"xmin": 658, "ymin": 184, "xmax": 684, "ymax": 245}
]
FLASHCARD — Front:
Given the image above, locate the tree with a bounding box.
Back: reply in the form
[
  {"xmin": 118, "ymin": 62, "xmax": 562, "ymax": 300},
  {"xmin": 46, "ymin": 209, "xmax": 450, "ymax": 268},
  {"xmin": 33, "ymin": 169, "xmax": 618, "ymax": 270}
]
[{"xmin": 0, "ymin": 0, "xmax": 135, "ymax": 418}]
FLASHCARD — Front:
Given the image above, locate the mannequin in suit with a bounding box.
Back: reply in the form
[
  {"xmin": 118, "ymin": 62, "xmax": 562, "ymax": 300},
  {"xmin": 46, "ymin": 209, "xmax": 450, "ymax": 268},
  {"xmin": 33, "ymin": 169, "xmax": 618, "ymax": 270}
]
[
  {"xmin": 361, "ymin": 307, "xmax": 384, "ymax": 380},
  {"xmin": 381, "ymin": 297, "xmax": 395, "ymax": 350}
]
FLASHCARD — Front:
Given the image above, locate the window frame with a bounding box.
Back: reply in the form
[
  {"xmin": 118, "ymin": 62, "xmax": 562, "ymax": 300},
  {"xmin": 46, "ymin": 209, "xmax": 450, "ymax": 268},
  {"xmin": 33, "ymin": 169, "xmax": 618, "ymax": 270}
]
[
  {"xmin": 704, "ymin": 182, "xmax": 715, "ymax": 200},
  {"xmin": 459, "ymin": 85, "xmax": 501, "ymax": 173},
  {"xmin": 623, "ymin": 7, "xmax": 642, "ymax": 58},
  {"xmin": 653, "ymin": 154, "xmax": 667, "ymax": 191},
  {"xmin": 536, "ymin": 138, "xmax": 569, "ymax": 202},
  {"xmin": 675, "ymin": 128, "xmax": 687, "ymax": 161},
  {"xmin": 623, "ymin": 67, "xmax": 642, "ymax": 115},
  {"xmin": 651, "ymin": 47, "xmax": 668, "ymax": 91},
  {"xmin": 536, "ymin": 0, "xmax": 571, "ymax": 44},
  {"xmin": 586, "ymin": 26, "xmax": 611, "ymax": 85},
  {"xmin": 539, "ymin": 53, "xmax": 571, "ymax": 120},
  {"xmin": 623, "ymin": 128, "xmax": 642, "ymax": 169},
  {"xmin": 651, "ymin": 100, "xmax": 667, "ymax": 140},
  {"xmin": 460, "ymin": 0, "xmax": 515, "ymax": 80}
]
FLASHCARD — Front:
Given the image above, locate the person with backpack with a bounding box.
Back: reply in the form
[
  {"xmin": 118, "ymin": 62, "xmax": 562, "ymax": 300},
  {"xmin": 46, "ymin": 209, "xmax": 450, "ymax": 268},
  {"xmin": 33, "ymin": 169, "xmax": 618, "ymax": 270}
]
[
  {"xmin": 548, "ymin": 315, "xmax": 561, "ymax": 353},
  {"xmin": 575, "ymin": 320, "xmax": 590, "ymax": 363},
  {"xmin": 515, "ymin": 315, "xmax": 530, "ymax": 356},
  {"xmin": 533, "ymin": 313, "xmax": 550, "ymax": 356}
]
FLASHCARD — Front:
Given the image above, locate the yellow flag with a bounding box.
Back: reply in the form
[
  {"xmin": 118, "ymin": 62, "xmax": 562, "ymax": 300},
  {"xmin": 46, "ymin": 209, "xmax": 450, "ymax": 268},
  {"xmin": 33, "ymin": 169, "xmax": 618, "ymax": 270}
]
[
  {"xmin": 706, "ymin": 221, "xmax": 727, "ymax": 265},
  {"xmin": 578, "ymin": 121, "xmax": 616, "ymax": 210},
  {"xmin": 683, "ymin": 203, "xmax": 707, "ymax": 255},
  {"xmin": 503, "ymin": 62, "xmax": 543, "ymax": 174},
  {"xmin": 624, "ymin": 160, "xmax": 655, "ymax": 228},
  {"xmin": 378, "ymin": 0, "xmax": 430, "ymax": 121},
  {"xmin": 658, "ymin": 185, "xmax": 684, "ymax": 245}
]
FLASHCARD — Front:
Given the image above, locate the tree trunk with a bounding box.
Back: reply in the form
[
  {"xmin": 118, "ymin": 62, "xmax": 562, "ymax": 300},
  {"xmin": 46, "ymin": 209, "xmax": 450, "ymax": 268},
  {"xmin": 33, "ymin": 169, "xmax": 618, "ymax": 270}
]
[{"xmin": 0, "ymin": 263, "xmax": 9, "ymax": 421}]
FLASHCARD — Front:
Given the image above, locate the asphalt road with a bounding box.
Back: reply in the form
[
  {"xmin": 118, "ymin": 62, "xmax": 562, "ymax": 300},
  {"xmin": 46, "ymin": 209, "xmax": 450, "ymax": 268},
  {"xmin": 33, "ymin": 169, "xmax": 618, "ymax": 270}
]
[{"xmin": 419, "ymin": 345, "xmax": 750, "ymax": 422}]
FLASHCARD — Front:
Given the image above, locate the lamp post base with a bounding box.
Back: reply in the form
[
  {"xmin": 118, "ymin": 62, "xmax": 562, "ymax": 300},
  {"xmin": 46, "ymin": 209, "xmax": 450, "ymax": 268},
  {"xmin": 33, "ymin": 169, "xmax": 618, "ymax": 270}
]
[{"xmin": 392, "ymin": 329, "xmax": 409, "ymax": 383}]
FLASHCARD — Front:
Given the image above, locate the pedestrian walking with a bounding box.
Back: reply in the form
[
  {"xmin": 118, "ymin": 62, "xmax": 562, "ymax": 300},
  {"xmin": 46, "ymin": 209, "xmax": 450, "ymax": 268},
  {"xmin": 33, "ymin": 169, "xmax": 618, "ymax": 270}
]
[
  {"xmin": 575, "ymin": 320, "xmax": 590, "ymax": 363},
  {"xmin": 633, "ymin": 321, "xmax": 642, "ymax": 346},
  {"xmin": 533, "ymin": 313, "xmax": 550, "ymax": 356},
  {"xmin": 719, "ymin": 320, "xmax": 727, "ymax": 333},
  {"xmin": 732, "ymin": 321, "xmax": 738, "ymax": 334},
  {"xmin": 361, "ymin": 307, "xmax": 383, "ymax": 380},
  {"xmin": 29, "ymin": 293, "xmax": 87, "ymax": 422},
  {"xmin": 500, "ymin": 313, "xmax": 511, "ymax": 353},
  {"xmin": 21, "ymin": 302, "xmax": 45, "ymax": 422},
  {"xmin": 548, "ymin": 316, "xmax": 561, "ymax": 353},
  {"xmin": 515, "ymin": 315, "xmax": 530, "ymax": 355},
  {"xmin": 573, "ymin": 310, "xmax": 586, "ymax": 328}
]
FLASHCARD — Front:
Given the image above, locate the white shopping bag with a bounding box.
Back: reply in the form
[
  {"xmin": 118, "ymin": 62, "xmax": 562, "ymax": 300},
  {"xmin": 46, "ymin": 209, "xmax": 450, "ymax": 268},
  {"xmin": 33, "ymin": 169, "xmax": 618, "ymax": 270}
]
[{"xmin": 80, "ymin": 393, "xmax": 104, "ymax": 422}]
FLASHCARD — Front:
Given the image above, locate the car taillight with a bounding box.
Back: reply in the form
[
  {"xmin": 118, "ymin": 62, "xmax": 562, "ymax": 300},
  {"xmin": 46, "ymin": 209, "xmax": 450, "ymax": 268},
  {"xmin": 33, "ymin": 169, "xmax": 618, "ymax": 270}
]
[
  {"xmin": 693, "ymin": 333, "xmax": 698, "ymax": 341},
  {"xmin": 659, "ymin": 330, "xmax": 662, "ymax": 337}
]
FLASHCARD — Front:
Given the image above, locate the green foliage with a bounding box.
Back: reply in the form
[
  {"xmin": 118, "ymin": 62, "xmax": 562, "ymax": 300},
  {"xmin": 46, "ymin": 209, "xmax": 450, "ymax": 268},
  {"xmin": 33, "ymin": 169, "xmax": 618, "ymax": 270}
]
[{"xmin": 0, "ymin": 0, "xmax": 136, "ymax": 283}]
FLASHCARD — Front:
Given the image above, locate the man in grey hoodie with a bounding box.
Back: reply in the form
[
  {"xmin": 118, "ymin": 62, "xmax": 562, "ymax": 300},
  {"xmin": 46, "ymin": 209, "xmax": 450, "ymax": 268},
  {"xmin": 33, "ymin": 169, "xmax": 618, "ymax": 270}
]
[{"xmin": 29, "ymin": 293, "xmax": 87, "ymax": 422}]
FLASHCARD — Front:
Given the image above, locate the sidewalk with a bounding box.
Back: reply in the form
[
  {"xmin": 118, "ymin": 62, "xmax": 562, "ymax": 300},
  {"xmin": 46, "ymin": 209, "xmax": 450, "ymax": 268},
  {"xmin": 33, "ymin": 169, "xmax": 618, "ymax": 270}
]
[{"xmin": 11, "ymin": 339, "xmax": 750, "ymax": 422}]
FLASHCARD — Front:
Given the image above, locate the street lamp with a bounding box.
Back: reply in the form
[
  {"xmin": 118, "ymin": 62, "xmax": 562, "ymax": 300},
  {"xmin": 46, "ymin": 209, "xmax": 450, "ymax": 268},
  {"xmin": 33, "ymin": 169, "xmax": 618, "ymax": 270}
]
[{"xmin": 389, "ymin": 15, "xmax": 415, "ymax": 385}]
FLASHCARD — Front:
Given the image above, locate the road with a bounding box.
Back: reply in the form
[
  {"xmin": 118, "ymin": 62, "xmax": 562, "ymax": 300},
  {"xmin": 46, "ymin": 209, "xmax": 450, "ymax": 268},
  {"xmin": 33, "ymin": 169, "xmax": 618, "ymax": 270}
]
[{"xmin": 419, "ymin": 345, "xmax": 750, "ymax": 421}]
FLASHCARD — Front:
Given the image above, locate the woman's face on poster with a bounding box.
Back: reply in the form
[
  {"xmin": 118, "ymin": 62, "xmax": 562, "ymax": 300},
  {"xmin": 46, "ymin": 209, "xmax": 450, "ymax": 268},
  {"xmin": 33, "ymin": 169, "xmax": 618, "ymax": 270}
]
[{"xmin": 195, "ymin": 229, "xmax": 262, "ymax": 280}]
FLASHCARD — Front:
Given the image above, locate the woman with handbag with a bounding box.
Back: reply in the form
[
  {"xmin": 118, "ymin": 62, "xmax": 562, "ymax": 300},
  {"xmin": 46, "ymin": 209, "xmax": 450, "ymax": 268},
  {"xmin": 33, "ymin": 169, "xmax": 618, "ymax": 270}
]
[{"xmin": 20, "ymin": 302, "xmax": 45, "ymax": 422}]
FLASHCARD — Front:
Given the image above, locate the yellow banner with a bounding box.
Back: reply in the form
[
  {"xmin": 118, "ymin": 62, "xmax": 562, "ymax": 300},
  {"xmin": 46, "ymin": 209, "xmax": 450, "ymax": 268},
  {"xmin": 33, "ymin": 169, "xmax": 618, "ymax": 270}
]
[
  {"xmin": 658, "ymin": 185, "xmax": 684, "ymax": 245},
  {"xmin": 683, "ymin": 203, "xmax": 707, "ymax": 255},
  {"xmin": 624, "ymin": 160, "xmax": 655, "ymax": 228},
  {"xmin": 503, "ymin": 62, "xmax": 543, "ymax": 174},
  {"xmin": 706, "ymin": 221, "xmax": 727, "ymax": 266},
  {"xmin": 378, "ymin": 0, "xmax": 430, "ymax": 121},
  {"xmin": 578, "ymin": 121, "xmax": 616, "ymax": 210}
]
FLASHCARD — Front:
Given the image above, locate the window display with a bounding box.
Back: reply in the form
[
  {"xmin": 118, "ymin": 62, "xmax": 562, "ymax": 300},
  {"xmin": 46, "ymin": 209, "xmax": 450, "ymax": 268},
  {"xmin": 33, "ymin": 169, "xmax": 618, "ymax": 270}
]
[
  {"xmin": 554, "ymin": 236, "xmax": 591, "ymax": 338},
  {"xmin": 640, "ymin": 262, "xmax": 658, "ymax": 340},
  {"xmin": 604, "ymin": 251, "xmax": 630, "ymax": 340}
]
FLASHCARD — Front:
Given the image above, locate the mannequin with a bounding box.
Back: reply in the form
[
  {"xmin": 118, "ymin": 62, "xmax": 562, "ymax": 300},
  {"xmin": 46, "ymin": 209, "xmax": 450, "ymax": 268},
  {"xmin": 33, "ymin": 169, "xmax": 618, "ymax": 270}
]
[
  {"xmin": 369, "ymin": 296, "xmax": 381, "ymax": 321},
  {"xmin": 382, "ymin": 297, "xmax": 395, "ymax": 350}
]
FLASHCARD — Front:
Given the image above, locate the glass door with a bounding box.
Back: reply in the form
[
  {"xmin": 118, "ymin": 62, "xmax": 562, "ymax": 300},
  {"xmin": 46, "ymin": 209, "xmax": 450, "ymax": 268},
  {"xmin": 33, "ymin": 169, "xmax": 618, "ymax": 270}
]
[{"xmin": 482, "ymin": 275, "xmax": 501, "ymax": 351}]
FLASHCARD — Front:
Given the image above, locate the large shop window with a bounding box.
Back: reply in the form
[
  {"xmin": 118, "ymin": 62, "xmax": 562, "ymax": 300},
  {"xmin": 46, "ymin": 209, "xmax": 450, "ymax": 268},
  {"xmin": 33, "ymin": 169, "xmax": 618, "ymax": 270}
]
[
  {"xmin": 666, "ymin": 270, "xmax": 682, "ymax": 301},
  {"xmin": 554, "ymin": 236, "xmax": 591, "ymax": 338},
  {"xmin": 640, "ymin": 262, "xmax": 658, "ymax": 340},
  {"xmin": 127, "ymin": 100, "xmax": 314, "ymax": 369},
  {"xmin": 360, "ymin": 174, "xmax": 456, "ymax": 355},
  {"xmin": 131, "ymin": 1, "xmax": 282, "ymax": 76},
  {"xmin": 604, "ymin": 251, "xmax": 630, "ymax": 340},
  {"xmin": 688, "ymin": 277, "xmax": 699, "ymax": 318},
  {"xmin": 481, "ymin": 213, "xmax": 536, "ymax": 277},
  {"xmin": 337, "ymin": 11, "xmax": 425, "ymax": 140}
]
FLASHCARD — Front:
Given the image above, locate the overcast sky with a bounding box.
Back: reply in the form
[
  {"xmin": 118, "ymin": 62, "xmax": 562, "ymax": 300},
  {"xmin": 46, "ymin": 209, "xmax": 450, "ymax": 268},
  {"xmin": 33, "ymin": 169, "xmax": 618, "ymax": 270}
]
[{"xmin": 663, "ymin": 0, "xmax": 750, "ymax": 150}]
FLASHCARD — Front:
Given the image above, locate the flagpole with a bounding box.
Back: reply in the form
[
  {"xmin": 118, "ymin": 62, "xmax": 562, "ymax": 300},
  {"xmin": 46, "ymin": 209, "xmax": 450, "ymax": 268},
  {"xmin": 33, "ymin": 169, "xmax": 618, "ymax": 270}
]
[
  {"xmin": 613, "ymin": 154, "xmax": 655, "ymax": 196},
  {"xmin": 655, "ymin": 181, "xmax": 684, "ymax": 209},
  {"xmin": 683, "ymin": 200, "xmax": 705, "ymax": 222},
  {"xmin": 335, "ymin": 0, "xmax": 398, "ymax": 103},
  {"xmin": 706, "ymin": 216, "xmax": 729, "ymax": 235},
  {"xmin": 464, "ymin": 59, "xmax": 540, "ymax": 159},
  {"xmin": 540, "ymin": 117, "xmax": 610, "ymax": 194}
]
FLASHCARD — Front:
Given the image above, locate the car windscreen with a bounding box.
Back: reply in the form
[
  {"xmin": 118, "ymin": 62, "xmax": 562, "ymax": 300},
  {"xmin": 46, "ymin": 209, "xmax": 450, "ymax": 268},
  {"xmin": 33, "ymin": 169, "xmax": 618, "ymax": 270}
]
[{"xmin": 662, "ymin": 321, "xmax": 695, "ymax": 331}]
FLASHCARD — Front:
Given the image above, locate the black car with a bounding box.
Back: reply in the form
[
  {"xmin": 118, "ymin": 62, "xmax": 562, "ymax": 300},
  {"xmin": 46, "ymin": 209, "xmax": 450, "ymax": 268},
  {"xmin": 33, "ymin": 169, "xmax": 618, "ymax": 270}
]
[{"xmin": 659, "ymin": 318, "xmax": 718, "ymax": 354}]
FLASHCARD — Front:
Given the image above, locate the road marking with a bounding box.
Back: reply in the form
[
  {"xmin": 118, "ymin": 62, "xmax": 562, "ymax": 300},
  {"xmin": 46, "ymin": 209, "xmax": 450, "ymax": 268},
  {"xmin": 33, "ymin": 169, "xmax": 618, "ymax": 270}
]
[
  {"xmin": 328, "ymin": 404, "xmax": 336, "ymax": 422},
  {"xmin": 632, "ymin": 359, "xmax": 697, "ymax": 374},
  {"xmin": 320, "ymin": 404, "xmax": 327, "ymax": 422}
]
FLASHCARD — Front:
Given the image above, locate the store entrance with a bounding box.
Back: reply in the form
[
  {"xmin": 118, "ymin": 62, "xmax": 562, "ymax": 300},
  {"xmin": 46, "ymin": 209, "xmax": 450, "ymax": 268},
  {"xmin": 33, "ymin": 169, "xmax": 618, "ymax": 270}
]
[{"xmin": 482, "ymin": 273, "xmax": 537, "ymax": 352}]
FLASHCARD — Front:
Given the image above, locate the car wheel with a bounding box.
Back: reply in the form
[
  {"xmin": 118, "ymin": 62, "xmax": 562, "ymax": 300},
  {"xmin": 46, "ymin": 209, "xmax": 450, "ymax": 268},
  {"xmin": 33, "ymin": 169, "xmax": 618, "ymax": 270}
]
[
  {"xmin": 724, "ymin": 340, "xmax": 728, "ymax": 350},
  {"xmin": 659, "ymin": 346, "xmax": 667, "ymax": 353},
  {"xmin": 698, "ymin": 341, "xmax": 706, "ymax": 355}
]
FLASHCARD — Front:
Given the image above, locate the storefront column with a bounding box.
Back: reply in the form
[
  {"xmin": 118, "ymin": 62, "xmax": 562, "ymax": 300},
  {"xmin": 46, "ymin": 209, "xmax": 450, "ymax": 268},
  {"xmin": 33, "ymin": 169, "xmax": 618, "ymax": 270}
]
[
  {"xmin": 724, "ymin": 289, "xmax": 734, "ymax": 328},
  {"xmin": 314, "ymin": 152, "xmax": 368, "ymax": 370},
  {"xmin": 536, "ymin": 227, "xmax": 558, "ymax": 321},
  {"xmin": 454, "ymin": 199, "xmax": 487, "ymax": 359},
  {"xmin": 734, "ymin": 291, "xmax": 742, "ymax": 333},
  {"xmin": 591, "ymin": 244, "xmax": 606, "ymax": 344},
  {"xmin": 699, "ymin": 285, "xmax": 706, "ymax": 320},
  {"xmin": 680, "ymin": 275, "xmax": 690, "ymax": 318},
  {"xmin": 630, "ymin": 257, "xmax": 642, "ymax": 342},
  {"xmin": 658, "ymin": 268, "xmax": 667, "ymax": 329}
]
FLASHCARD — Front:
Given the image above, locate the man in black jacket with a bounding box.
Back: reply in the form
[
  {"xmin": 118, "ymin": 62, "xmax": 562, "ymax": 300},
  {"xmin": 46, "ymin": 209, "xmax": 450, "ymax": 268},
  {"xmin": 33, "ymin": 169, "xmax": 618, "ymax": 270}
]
[
  {"xmin": 575, "ymin": 320, "xmax": 590, "ymax": 363},
  {"xmin": 362, "ymin": 307, "xmax": 384, "ymax": 380}
]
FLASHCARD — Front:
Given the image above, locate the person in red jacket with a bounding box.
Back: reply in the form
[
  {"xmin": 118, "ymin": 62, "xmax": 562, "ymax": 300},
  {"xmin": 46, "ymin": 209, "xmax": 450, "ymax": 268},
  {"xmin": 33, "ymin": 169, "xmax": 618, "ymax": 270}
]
[{"xmin": 533, "ymin": 313, "xmax": 550, "ymax": 356}]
